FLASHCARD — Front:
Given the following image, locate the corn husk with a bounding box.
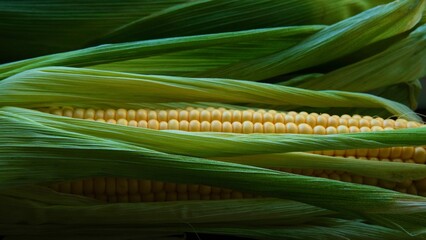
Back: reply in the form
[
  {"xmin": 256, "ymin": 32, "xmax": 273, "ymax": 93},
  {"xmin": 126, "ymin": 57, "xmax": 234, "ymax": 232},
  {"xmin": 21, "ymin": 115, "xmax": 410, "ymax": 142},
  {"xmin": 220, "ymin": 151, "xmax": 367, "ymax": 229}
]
[
  {"xmin": 0, "ymin": 221, "xmax": 414, "ymax": 240},
  {"xmin": 1, "ymin": 0, "xmax": 423, "ymax": 82},
  {"xmin": 368, "ymin": 80, "xmax": 423, "ymax": 110},
  {"xmin": 281, "ymin": 24, "xmax": 426, "ymax": 93},
  {"xmin": 93, "ymin": 0, "xmax": 391, "ymax": 43},
  {"xmin": 0, "ymin": 26, "xmax": 322, "ymax": 80},
  {"xmin": 283, "ymin": 80, "xmax": 423, "ymax": 116},
  {"xmin": 0, "ymin": 186, "xmax": 332, "ymax": 225},
  {"xmin": 204, "ymin": 0, "xmax": 425, "ymax": 80},
  {"xmin": 214, "ymin": 153, "xmax": 426, "ymax": 182}
]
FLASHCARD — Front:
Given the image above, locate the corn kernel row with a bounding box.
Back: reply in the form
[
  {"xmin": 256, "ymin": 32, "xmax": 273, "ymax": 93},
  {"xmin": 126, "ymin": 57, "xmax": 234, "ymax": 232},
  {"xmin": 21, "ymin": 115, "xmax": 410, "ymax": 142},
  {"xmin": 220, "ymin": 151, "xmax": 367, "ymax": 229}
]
[
  {"xmin": 44, "ymin": 107, "xmax": 425, "ymax": 163},
  {"xmin": 46, "ymin": 107, "xmax": 423, "ymax": 129},
  {"xmin": 47, "ymin": 177, "xmax": 255, "ymax": 203}
]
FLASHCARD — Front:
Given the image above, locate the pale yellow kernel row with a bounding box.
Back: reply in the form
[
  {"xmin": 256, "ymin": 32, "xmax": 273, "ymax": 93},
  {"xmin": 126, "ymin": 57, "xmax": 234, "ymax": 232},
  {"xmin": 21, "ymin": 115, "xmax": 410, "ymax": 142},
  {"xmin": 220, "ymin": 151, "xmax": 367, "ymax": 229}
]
[
  {"xmin": 92, "ymin": 118, "xmax": 423, "ymax": 139},
  {"xmin": 43, "ymin": 107, "xmax": 426, "ymax": 163},
  {"xmin": 99, "ymin": 191, "xmax": 253, "ymax": 203},
  {"xmin": 68, "ymin": 191, "xmax": 253, "ymax": 203},
  {"xmin": 46, "ymin": 107, "xmax": 423, "ymax": 129},
  {"xmin": 47, "ymin": 177, "xmax": 254, "ymax": 203},
  {"xmin": 48, "ymin": 167, "xmax": 426, "ymax": 202},
  {"xmin": 46, "ymin": 107, "xmax": 426, "ymax": 162}
]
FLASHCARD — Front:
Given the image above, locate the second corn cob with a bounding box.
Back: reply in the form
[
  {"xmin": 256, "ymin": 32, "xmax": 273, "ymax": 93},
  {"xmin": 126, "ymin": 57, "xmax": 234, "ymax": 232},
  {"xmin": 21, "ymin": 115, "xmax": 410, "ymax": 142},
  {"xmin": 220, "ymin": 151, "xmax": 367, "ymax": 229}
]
[{"xmin": 43, "ymin": 106, "xmax": 426, "ymax": 202}]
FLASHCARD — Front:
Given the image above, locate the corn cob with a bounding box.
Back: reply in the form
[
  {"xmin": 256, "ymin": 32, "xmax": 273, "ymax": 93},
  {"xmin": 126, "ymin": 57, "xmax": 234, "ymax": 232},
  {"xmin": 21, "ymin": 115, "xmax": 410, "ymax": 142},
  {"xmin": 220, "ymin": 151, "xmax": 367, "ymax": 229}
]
[
  {"xmin": 45, "ymin": 107, "xmax": 425, "ymax": 161},
  {"xmin": 43, "ymin": 107, "xmax": 426, "ymax": 202}
]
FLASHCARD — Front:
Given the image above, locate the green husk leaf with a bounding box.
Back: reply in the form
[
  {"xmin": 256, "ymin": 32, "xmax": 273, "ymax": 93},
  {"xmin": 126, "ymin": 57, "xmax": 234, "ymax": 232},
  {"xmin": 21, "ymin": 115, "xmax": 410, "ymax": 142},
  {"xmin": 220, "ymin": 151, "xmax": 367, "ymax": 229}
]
[
  {"xmin": 0, "ymin": 186, "xmax": 331, "ymax": 225},
  {"xmin": 0, "ymin": 223, "xmax": 184, "ymax": 240},
  {"xmin": 0, "ymin": 219, "xmax": 416, "ymax": 240},
  {"xmin": 213, "ymin": 153, "xmax": 426, "ymax": 182},
  {"xmin": 369, "ymin": 80, "xmax": 422, "ymax": 110},
  {"xmin": 281, "ymin": 25, "xmax": 426, "ymax": 93},
  {"xmin": 197, "ymin": 218, "xmax": 419, "ymax": 240},
  {"xmin": 205, "ymin": 0, "xmax": 425, "ymax": 80},
  {"xmin": 1, "ymin": 0, "xmax": 422, "ymax": 82},
  {"xmin": 87, "ymin": 29, "xmax": 315, "ymax": 76},
  {"xmin": 423, "ymin": 11, "xmax": 426, "ymax": 24},
  {"xmin": 1, "ymin": 218, "xmax": 416, "ymax": 240},
  {"xmin": 0, "ymin": 0, "xmax": 391, "ymax": 63},
  {"xmin": 0, "ymin": 67, "xmax": 420, "ymax": 121},
  {"xmin": 0, "ymin": 26, "xmax": 323, "ymax": 80},
  {"xmin": 1, "ymin": 107, "xmax": 426, "ymax": 234},
  {"xmin": 95, "ymin": 0, "xmax": 391, "ymax": 44},
  {"xmin": 278, "ymin": 80, "xmax": 423, "ymax": 117}
]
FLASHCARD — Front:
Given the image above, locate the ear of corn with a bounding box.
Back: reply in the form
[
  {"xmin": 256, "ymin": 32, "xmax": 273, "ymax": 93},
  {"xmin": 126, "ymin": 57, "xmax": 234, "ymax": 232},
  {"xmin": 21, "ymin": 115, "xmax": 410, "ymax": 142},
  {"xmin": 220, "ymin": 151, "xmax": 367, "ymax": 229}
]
[
  {"xmin": 4, "ymin": 106, "xmax": 425, "ymax": 161},
  {"xmin": 40, "ymin": 106, "xmax": 426, "ymax": 198},
  {"xmin": 0, "ymin": 67, "xmax": 421, "ymax": 121},
  {"xmin": 1, "ymin": 106, "xmax": 426, "ymax": 236}
]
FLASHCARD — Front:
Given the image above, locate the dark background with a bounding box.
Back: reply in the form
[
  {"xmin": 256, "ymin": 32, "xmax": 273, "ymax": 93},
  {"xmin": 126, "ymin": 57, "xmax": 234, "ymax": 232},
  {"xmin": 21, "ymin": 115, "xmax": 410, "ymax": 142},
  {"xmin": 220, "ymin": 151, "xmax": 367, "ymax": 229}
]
[{"xmin": 418, "ymin": 78, "xmax": 426, "ymax": 121}]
